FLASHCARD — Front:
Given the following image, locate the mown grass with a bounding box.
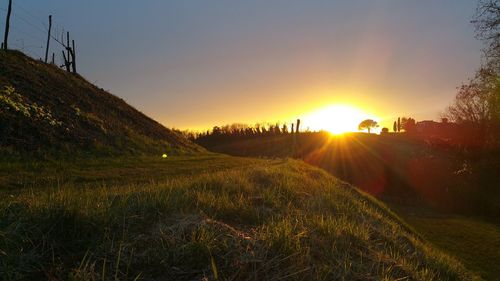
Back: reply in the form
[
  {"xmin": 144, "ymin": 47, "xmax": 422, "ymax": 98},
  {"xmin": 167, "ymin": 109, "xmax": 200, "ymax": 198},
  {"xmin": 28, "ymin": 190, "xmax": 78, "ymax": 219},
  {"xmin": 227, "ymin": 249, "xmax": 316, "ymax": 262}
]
[
  {"xmin": 0, "ymin": 156, "xmax": 476, "ymax": 280},
  {"xmin": 0, "ymin": 154, "xmax": 259, "ymax": 191},
  {"xmin": 399, "ymin": 213, "xmax": 500, "ymax": 280}
]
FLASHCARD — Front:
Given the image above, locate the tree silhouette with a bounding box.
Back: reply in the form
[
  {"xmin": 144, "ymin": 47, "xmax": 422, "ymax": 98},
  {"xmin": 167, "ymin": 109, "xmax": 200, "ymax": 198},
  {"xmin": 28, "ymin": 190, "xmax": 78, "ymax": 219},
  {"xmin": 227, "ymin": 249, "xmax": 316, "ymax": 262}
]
[
  {"xmin": 358, "ymin": 119, "xmax": 378, "ymax": 134},
  {"xmin": 437, "ymin": 0, "xmax": 500, "ymax": 147},
  {"xmin": 444, "ymin": 71, "xmax": 493, "ymax": 126},
  {"xmin": 401, "ymin": 117, "xmax": 416, "ymax": 133},
  {"xmin": 444, "ymin": 68, "xmax": 499, "ymax": 145},
  {"xmin": 212, "ymin": 126, "xmax": 221, "ymax": 135},
  {"xmin": 282, "ymin": 124, "xmax": 288, "ymax": 134},
  {"xmin": 473, "ymin": 0, "xmax": 500, "ymax": 63},
  {"xmin": 393, "ymin": 121, "xmax": 397, "ymax": 132}
]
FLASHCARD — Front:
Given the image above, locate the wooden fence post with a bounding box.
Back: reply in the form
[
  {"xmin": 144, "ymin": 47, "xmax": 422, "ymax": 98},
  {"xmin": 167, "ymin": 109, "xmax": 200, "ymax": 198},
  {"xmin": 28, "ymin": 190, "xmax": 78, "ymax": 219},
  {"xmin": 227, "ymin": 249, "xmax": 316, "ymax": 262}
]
[
  {"xmin": 62, "ymin": 51, "xmax": 70, "ymax": 72},
  {"xmin": 66, "ymin": 31, "xmax": 71, "ymax": 66},
  {"xmin": 44, "ymin": 15, "xmax": 52, "ymax": 62},
  {"xmin": 71, "ymin": 39, "xmax": 76, "ymax": 73},
  {"xmin": 3, "ymin": 0, "xmax": 12, "ymax": 50}
]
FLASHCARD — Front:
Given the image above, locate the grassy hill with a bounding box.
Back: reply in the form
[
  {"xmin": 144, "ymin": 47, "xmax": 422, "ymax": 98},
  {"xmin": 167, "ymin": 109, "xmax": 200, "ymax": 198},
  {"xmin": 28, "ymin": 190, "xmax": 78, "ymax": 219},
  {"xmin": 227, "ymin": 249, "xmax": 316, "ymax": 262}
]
[
  {"xmin": 196, "ymin": 132, "xmax": 500, "ymax": 217},
  {"xmin": 196, "ymin": 132, "xmax": 442, "ymax": 205},
  {"xmin": 196, "ymin": 133, "xmax": 500, "ymax": 279},
  {"xmin": 0, "ymin": 156, "xmax": 476, "ymax": 280},
  {"xmin": 0, "ymin": 50, "xmax": 202, "ymax": 156}
]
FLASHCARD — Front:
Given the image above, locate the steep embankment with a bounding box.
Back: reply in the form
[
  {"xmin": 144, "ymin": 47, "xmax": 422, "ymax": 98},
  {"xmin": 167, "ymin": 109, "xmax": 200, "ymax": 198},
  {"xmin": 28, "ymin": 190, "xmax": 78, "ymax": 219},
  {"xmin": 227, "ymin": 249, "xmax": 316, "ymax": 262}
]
[
  {"xmin": 196, "ymin": 133, "xmax": 500, "ymax": 278},
  {"xmin": 196, "ymin": 132, "xmax": 495, "ymax": 214},
  {"xmin": 0, "ymin": 156, "xmax": 476, "ymax": 280},
  {"xmin": 0, "ymin": 50, "xmax": 202, "ymax": 156},
  {"xmin": 200, "ymin": 132, "xmax": 500, "ymax": 218}
]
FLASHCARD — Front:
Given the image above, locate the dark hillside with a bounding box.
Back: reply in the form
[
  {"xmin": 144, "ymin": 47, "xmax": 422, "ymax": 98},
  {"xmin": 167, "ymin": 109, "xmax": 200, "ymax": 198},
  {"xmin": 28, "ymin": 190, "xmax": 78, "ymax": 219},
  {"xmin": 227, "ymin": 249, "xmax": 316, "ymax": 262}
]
[
  {"xmin": 196, "ymin": 132, "xmax": 500, "ymax": 219},
  {"xmin": 0, "ymin": 50, "xmax": 202, "ymax": 156}
]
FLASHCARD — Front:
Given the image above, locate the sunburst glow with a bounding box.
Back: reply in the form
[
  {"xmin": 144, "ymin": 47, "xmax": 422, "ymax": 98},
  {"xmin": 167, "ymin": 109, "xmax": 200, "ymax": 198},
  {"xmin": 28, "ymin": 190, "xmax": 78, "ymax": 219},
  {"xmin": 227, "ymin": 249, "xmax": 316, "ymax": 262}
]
[{"xmin": 303, "ymin": 104, "xmax": 378, "ymax": 135}]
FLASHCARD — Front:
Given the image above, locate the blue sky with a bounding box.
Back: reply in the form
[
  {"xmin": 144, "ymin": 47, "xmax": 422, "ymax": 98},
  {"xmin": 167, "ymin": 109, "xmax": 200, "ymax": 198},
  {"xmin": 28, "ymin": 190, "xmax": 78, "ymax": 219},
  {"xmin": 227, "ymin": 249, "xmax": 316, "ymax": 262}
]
[{"xmin": 2, "ymin": 0, "xmax": 484, "ymax": 130}]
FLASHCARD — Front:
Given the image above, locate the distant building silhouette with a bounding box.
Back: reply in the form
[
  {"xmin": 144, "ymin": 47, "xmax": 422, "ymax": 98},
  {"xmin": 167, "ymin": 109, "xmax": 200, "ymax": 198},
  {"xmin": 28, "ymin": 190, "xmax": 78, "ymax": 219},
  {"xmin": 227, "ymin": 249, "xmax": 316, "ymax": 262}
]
[{"xmin": 416, "ymin": 120, "xmax": 440, "ymax": 135}]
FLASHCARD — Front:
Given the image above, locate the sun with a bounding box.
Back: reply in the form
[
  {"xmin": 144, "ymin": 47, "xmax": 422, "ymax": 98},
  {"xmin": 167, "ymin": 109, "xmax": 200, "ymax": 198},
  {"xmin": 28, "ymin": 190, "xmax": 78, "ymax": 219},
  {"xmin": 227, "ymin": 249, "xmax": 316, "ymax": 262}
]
[{"xmin": 303, "ymin": 104, "xmax": 377, "ymax": 135}]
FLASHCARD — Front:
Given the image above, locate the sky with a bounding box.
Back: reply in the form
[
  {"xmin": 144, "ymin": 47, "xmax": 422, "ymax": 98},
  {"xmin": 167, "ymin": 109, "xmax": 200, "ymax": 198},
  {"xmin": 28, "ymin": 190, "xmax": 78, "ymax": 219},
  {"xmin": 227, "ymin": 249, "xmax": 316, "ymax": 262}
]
[{"xmin": 1, "ymin": 0, "xmax": 484, "ymax": 131}]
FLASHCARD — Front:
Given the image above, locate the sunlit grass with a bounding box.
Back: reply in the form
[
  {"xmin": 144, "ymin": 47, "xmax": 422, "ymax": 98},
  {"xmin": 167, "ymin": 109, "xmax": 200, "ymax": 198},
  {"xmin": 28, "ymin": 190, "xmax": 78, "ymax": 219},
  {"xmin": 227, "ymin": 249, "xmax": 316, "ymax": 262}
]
[{"xmin": 0, "ymin": 156, "xmax": 476, "ymax": 280}]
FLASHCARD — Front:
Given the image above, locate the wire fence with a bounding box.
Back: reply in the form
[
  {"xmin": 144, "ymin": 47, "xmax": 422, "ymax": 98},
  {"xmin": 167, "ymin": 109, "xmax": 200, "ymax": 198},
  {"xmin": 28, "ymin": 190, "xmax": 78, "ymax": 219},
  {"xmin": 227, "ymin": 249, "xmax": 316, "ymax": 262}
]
[{"xmin": 0, "ymin": 1, "xmax": 73, "ymax": 66}]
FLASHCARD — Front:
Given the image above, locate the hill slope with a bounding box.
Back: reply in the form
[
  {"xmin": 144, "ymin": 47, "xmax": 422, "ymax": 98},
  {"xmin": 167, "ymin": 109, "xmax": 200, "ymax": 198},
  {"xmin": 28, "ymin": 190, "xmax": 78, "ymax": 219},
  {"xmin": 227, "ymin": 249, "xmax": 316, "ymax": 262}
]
[
  {"xmin": 196, "ymin": 132, "xmax": 500, "ymax": 217},
  {"xmin": 0, "ymin": 50, "xmax": 202, "ymax": 156},
  {"xmin": 0, "ymin": 156, "xmax": 476, "ymax": 280}
]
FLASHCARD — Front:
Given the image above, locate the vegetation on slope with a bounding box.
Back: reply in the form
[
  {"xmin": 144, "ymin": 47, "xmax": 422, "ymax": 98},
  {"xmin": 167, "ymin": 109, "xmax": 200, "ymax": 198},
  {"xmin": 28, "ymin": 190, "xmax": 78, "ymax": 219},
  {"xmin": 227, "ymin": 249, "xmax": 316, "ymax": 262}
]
[
  {"xmin": 197, "ymin": 132, "xmax": 500, "ymax": 219},
  {"xmin": 196, "ymin": 132, "xmax": 500, "ymax": 279},
  {"xmin": 0, "ymin": 50, "xmax": 202, "ymax": 156},
  {"xmin": 398, "ymin": 210, "xmax": 500, "ymax": 281},
  {"xmin": 0, "ymin": 156, "xmax": 475, "ymax": 280}
]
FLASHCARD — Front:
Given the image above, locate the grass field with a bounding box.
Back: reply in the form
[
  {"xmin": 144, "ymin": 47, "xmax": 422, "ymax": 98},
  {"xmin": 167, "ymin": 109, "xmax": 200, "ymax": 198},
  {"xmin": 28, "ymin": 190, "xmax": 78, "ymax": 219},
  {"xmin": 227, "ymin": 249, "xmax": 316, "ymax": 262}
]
[
  {"xmin": 0, "ymin": 155, "xmax": 476, "ymax": 280},
  {"xmin": 395, "ymin": 209, "xmax": 500, "ymax": 281}
]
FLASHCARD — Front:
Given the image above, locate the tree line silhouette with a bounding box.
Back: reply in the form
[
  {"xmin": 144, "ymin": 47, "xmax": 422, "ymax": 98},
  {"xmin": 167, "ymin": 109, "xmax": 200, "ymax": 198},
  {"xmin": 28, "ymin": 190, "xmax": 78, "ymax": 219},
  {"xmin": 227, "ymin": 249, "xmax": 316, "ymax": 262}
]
[{"xmin": 186, "ymin": 119, "xmax": 304, "ymax": 147}]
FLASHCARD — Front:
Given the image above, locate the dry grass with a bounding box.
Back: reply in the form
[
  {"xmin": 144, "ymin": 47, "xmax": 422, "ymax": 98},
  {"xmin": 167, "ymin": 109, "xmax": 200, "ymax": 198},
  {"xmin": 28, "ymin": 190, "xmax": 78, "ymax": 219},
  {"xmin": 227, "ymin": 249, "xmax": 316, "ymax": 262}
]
[{"xmin": 0, "ymin": 156, "xmax": 477, "ymax": 280}]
